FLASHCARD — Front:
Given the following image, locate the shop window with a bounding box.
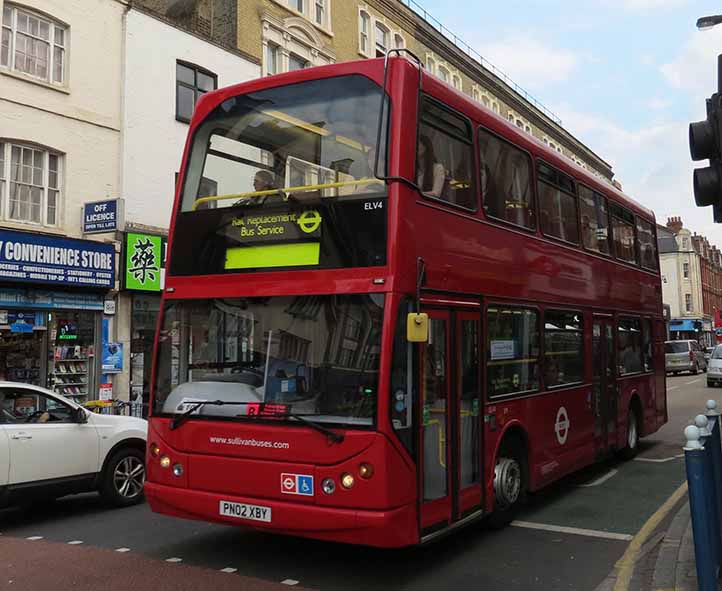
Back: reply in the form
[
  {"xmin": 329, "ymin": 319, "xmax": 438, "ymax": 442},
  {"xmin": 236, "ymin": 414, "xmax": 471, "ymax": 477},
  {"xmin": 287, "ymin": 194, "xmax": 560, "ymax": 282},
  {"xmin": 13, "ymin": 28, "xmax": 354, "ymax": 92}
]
[
  {"xmin": 538, "ymin": 161, "xmax": 579, "ymax": 245},
  {"xmin": 610, "ymin": 203, "xmax": 636, "ymax": 264},
  {"xmin": 487, "ymin": 306, "xmax": 540, "ymax": 397},
  {"xmin": 642, "ymin": 318, "xmax": 653, "ymax": 372},
  {"xmin": 479, "ymin": 127, "xmax": 535, "ymax": 229},
  {"xmin": 636, "ymin": 217, "xmax": 657, "ymax": 270},
  {"xmin": 48, "ymin": 311, "xmax": 96, "ymax": 399},
  {"xmin": 617, "ymin": 316, "xmax": 643, "ymax": 375},
  {"xmin": 176, "ymin": 61, "xmax": 217, "ymax": 124},
  {"xmin": 544, "ymin": 310, "xmax": 583, "ymax": 388},
  {"xmin": 1, "ymin": 4, "xmax": 67, "ymax": 85},
  {"xmin": 1, "ymin": 142, "xmax": 61, "ymax": 226},
  {"xmin": 578, "ymin": 184, "xmax": 611, "ymax": 255},
  {"xmin": 417, "ymin": 97, "xmax": 476, "ymax": 210}
]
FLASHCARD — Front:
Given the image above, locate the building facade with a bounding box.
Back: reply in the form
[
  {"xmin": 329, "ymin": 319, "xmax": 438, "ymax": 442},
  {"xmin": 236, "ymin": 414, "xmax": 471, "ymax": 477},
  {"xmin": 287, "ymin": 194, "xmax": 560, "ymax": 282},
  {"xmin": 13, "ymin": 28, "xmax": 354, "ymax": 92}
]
[
  {"xmin": 658, "ymin": 217, "xmax": 717, "ymax": 345},
  {"xmin": 691, "ymin": 233, "xmax": 722, "ymax": 332},
  {"xmin": 136, "ymin": 0, "xmax": 616, "ymax": 183},
  {"xmin": 0, "ymin": 0, "xmax": 124, "ymax": 402}
]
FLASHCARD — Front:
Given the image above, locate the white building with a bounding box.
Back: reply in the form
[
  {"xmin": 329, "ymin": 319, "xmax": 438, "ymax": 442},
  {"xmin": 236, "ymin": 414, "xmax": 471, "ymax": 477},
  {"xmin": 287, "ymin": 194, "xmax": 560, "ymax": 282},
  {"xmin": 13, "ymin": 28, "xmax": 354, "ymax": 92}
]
[
  {"xmin": 0, "ymin": 0, "xmax": 125, "ymax": 402},
  {"xmin": 116, "ymin": 6, "xmax": 260, "ymax": 405}
]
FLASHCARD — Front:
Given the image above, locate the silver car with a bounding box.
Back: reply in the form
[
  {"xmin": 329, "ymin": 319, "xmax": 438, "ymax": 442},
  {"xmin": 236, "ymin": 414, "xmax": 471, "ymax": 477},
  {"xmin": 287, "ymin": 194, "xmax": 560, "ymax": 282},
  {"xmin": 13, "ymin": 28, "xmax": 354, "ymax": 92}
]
[{"xmin": 665, "ymin": 340, "xmax": 708, "ymax": 375}]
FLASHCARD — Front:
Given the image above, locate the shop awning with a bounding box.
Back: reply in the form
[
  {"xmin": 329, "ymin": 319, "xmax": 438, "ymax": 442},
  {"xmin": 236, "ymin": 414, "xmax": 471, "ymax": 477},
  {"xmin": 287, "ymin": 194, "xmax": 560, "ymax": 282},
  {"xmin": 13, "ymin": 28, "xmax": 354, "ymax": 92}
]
[{"xmin": 669, "ymin": 319, "xmax": 696, "ymax": 332}]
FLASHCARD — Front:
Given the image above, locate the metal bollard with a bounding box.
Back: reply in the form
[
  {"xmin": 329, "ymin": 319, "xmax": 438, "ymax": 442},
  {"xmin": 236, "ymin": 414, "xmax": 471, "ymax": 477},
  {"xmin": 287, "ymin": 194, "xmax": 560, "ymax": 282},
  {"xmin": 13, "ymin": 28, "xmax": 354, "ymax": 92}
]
[
  {"xmin": 685, "ymin": 424, "xmax": 722, "ymax": 590},
  {"xmin": 706, "ymin": 401, "xmax": 722, "ymax": 541}
]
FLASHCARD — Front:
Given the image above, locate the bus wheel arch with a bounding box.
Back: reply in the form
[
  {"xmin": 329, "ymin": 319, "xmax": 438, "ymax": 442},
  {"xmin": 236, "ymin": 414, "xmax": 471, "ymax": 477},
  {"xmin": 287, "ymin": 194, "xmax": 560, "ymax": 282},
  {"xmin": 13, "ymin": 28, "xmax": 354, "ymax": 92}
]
[{"xmin": 488, "ymin": 426, "xmax": 529, "ymax": 529}]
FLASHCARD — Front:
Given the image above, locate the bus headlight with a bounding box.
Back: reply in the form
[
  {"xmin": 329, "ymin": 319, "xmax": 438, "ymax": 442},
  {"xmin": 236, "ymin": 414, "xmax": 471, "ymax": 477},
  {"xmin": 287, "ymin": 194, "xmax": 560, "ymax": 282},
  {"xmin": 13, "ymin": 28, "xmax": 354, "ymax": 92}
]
[
  {"xmin": 160, "ymin": 455, "xmax": 171, "ymax": 469},
  {"xmin": 341, "ymin": 473, "xmax": 355, "ymax": 489},
  {"xmin": 322, "ymin": 478, "xmax": 336, "ymax": 494}
]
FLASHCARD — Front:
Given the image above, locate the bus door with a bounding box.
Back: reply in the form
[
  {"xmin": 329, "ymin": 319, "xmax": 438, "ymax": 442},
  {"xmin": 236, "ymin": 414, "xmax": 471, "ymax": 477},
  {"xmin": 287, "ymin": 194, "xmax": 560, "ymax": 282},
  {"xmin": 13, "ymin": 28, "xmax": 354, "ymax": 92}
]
[
  {"xmin": 418, "ymin": 308, "xmax": 482, "ymax": 535},
  {"xmin": 592, "ymin": 316, "xmax": 617, "ymax": 456}
]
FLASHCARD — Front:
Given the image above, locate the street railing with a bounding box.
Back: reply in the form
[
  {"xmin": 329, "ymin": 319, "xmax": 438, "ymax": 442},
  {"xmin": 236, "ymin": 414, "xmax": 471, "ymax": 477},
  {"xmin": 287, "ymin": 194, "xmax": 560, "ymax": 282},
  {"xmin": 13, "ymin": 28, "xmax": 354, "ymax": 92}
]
[{"xmin": 684, "ymin": 399, "xmax": 722, "ymax": 590}]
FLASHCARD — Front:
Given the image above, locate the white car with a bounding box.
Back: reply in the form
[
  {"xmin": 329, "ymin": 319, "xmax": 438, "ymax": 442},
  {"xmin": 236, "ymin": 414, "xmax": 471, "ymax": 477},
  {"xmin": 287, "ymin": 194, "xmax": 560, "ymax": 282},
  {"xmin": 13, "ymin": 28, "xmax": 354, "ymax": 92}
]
[
  {"xmin": 0, "ymin": 382, "xmax": 147, "ymax": 508},
  {"xmin": 708, "ymin": 346, "xmax": 722, "ymax": 387}
]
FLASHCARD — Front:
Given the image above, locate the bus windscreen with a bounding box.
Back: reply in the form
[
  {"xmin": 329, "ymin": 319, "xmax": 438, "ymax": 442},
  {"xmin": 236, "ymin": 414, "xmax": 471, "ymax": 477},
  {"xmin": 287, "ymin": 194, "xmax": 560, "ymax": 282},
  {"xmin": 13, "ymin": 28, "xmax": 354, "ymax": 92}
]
[
  {"xmin": 154, "ymin": 294, "xmax": 384, "ymax": 427},
  {"xmin": 171, "ymin": 75, "xmax": 389, "ymax": 276}
]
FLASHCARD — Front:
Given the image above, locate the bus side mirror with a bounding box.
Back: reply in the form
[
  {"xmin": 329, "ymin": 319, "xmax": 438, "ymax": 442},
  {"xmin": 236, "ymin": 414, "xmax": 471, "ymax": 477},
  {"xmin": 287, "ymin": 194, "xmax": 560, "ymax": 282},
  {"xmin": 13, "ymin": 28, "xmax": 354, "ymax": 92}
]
[{"xmin": 407, "ymin": 313, "xmax": 429, "ymax": 342}]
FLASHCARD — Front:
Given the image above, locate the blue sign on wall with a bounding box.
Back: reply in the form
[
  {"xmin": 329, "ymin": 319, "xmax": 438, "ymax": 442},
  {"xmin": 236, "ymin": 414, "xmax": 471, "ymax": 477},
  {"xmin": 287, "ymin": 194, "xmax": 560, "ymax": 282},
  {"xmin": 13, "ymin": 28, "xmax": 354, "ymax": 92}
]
[
  {"xmin": 83, "ymin": 199, "xmax": 121, "ymax": 234},
  {"xmin": 102, "ymin": 342, "xmax": 124, "ymax": 373},
  {"xmin": 0, "ymin": 230, "xmax": 114, "ymax": 289}
]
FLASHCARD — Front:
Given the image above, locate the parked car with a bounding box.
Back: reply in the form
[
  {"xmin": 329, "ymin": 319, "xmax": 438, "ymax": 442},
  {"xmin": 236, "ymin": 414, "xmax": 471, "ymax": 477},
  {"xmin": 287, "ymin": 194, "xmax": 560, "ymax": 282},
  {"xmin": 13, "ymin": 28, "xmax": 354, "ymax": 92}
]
[
  {"xmin": 708, "ymin": 345, "xmax": 722, "ymax": 387},
  {"xmin": 665, "ymin": 340, "xmax": 708, "ymax": 375},
  {"xmin": 0, "ymin": 382, "xmax": 147, "ymax": 508},
  {"xmin": 705, "ymin": 346, "xmax": 716, "ymax": 362}
]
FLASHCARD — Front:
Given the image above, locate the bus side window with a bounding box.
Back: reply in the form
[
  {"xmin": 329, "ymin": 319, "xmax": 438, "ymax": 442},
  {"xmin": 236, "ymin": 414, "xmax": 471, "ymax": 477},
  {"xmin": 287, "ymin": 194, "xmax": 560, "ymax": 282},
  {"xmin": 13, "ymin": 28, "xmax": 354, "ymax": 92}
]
[
  {"xmin": 579, "ymin": 185, "xmax": 611, "ymax": 256},
  {"xmin": 636, "ymin": 217, "xmax": 658, "ymax": 271},
  {"xmin": 391, "ymin": 299, "xmax": 415, "ymax": 458},
  {"xmin": 610, "ymin": 204, "xmax": 637, "ymax": 264},
  {"xmin": 478, "ymin": 128, "xmax": 535, "ymax": 230},
  {"xmin": 417, "ymin": 97, "xmax": 476, "ymax": 211},
  {"xmin": 642, "ymin": 318, "xmax": 653, "ymax": 372},
  {"xmin": 537, "ymin": 162, "xmax": 579, "ymax": 245},
  {"xmin": 617, "ymin": 316, "xmax": 643, "ymax": 375}
]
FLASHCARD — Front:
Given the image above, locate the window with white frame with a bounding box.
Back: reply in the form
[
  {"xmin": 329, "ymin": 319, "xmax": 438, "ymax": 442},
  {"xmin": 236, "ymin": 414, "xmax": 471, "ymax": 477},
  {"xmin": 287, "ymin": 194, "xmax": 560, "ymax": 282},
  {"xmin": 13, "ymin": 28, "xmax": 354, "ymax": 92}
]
[
  {"xmin": 685, "ymin": 293, "xmax": 692, "ymax": 312},
  {"xmin": 375, "ymin": 21, "xmax": 388, "ymax": 57},
  {"xmin": 359, "ymin": 10, "xmax": 370, "ymax": 55},
  {"xmin": 1, "ymin": 4, "xmax": 67, "ymax": 85},
  {"xmin": 266, "ymin": 43, "xmax": 279, "ymax": 76},
  {"xmin": 394, "ymin": 32, "xmax": 404, "ymax": 50},
  {"xmin": 314, "ymin": 0, "xmax": 325, "ymax": 27},
  {"xmin": 452, "ymin": 74, "xmax": 462, "ymax": 90},
  {"xmin": 282, "ymin": 0, "xmax": 329, "ymax": 30},
  {"xmin": 437, "ymin": 66, "xmax": 449, "ymax": 83},
  {"xmin": 0, "ymin": 142, "xmax": 60, "ymax": 225},
  {"xmin": 289, "ymin": 53, "xmax": 309, "ymax": 71},
  {"xmin": 426, "ymin": 56, "xmax": 435, "ymax": 73},
  {"xmin": 471, "ymin": 87, "xmax": 480, "ymax": 102}
]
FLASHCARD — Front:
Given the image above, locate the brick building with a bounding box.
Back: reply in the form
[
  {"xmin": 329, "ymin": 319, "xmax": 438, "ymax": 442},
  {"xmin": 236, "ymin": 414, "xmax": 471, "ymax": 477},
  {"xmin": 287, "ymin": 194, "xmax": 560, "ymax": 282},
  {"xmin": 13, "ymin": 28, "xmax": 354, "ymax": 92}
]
[{"xmin": 133, "ymin": 0, "xmax": 617, "ymax": 182}]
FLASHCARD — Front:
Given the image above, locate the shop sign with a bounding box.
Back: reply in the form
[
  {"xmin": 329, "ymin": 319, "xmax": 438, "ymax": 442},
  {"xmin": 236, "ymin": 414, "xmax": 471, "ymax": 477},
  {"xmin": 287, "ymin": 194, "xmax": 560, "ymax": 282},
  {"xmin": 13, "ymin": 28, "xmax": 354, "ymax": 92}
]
[
  {"xmin": 99, "ymin": 382, "xmax": 113, "ymax": 401},
  {"xmin": 82, "ymin": 199, "xmax": 124, "ymax": 234},
  {"xmin": 0, "ymin": 230, "xmax": 114, "ymax": 289},
  {"xmin": 102, "ymin": 342, "xmax": 124, "ymax": 373},
  {"xmin": 0, "ymin": 288, "xmax": 103, "ymax": 311},
  {"xmin": 124, "ymin": 233, "xmax": 163, "ymax": 292},
  {"xmin": 8, "ymin": 310, "xmax": 36, "ymax": 333}
]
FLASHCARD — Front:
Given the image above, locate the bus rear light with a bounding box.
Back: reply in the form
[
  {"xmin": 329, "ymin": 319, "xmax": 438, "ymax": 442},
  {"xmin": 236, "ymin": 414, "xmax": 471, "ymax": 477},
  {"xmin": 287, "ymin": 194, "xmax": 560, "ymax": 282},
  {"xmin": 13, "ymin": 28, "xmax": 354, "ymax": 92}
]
[
  {"xmin": 160, "ymin": 455, "xmax": 171, "ymax": 469},
  {"xmin": 340, "ymin": 473, "xmax": 355, "ymax": 489},
  {"xmin": 359, "ymin": 463, "xmax": 374, "ymax": 479},
  {"xmin": 322, "ymin": 478, "xmax": 336, "ymax": 494},
  {"xmin": 150, "ymin": 443, "xmax": 161, "ymax": 458}
]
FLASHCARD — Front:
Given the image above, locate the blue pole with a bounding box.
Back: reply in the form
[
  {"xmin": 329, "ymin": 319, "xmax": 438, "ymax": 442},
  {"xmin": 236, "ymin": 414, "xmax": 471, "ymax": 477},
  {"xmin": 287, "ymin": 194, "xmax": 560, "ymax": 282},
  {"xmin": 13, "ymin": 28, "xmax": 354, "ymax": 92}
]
[
  {"xmin": 708, "ymin": 418, "xmax": 722, "ymax": 541},
  {"xmin": 687, "ymin": 446, "xmax": 720, "ymax": 591}
]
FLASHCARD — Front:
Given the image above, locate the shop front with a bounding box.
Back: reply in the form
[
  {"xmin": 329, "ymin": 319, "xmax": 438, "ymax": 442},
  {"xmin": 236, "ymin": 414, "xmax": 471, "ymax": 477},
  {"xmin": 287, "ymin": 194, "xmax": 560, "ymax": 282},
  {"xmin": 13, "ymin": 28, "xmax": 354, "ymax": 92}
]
[
  {"xmin": 0, "ymin": 230, "xmax": 115, "ymax": 402},
  {"xmin": 123, "ymin": 231, "xmax": 165, "ymax": 415}
]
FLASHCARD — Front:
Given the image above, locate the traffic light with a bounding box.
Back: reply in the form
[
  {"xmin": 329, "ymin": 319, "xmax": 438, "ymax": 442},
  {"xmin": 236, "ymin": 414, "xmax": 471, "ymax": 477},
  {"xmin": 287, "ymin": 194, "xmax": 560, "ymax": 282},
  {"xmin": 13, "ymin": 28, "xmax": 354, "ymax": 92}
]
[
  {"xmin": 694, "ymin": 320, "xmax": 703, "ymax": 333},
  {"xmin": 690, "ymin": 54, "xmax": 722, "ymax": 222}
]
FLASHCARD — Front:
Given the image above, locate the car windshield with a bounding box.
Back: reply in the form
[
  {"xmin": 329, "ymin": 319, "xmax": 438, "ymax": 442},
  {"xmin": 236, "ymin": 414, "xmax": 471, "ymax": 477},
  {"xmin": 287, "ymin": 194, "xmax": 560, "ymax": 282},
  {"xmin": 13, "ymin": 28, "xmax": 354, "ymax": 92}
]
[
  {"xmin": 712, "ymin": 346, "xmax": 722, "ymax": 359},
  {"xmin": 665, "ymin": 342, "xmax": 688, "ymax": 353},
  {"xmin": 153, "ymin": 294, "xmax": 384, "ymax": 427}
]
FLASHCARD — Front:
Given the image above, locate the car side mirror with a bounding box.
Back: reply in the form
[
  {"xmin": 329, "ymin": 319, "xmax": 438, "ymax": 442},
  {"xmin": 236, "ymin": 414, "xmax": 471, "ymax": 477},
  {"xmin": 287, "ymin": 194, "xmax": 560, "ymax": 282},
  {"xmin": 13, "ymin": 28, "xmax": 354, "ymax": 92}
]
[{"xmin": 74, "ymin": 407, "xmax": 88, "ymax": 424}]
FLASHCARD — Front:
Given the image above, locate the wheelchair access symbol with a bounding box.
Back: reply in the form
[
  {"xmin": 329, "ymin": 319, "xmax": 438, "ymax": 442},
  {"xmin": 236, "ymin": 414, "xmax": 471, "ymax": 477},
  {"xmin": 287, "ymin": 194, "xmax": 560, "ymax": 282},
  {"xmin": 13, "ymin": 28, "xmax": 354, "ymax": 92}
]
[
  {"xmin": 281, "ymin": 473, "xmax": 314, "ymax": 496},
  {"xmin": 297, "ymin": 210, "xmax": 322, "ymax": 234}
]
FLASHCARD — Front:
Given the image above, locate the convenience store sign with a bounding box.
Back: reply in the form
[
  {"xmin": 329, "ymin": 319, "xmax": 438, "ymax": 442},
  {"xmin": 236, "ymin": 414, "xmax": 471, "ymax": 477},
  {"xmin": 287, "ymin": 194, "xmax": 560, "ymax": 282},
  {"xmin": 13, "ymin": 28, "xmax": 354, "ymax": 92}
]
[{"xmin": 0, "ymin": 230, "xmax": 114, "ymax": 289}]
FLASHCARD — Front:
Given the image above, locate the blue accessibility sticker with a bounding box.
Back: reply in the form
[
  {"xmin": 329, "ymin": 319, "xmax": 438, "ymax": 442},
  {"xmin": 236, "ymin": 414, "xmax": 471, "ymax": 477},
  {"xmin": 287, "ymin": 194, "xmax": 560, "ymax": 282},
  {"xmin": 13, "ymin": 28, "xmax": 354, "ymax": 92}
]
[{"xmin": 297, "ymin": 475, "xmax": 314, "ymax": 496}]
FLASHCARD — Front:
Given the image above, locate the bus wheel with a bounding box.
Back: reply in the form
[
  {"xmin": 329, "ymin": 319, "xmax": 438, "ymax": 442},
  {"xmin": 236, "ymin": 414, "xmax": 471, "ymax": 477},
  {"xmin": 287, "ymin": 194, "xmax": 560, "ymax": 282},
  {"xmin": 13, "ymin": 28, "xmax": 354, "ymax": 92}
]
[
  {"xmin": 488, "ymin": 439, "xmax": 527, "ymax": 529},
  {"xmin": 620, "ymin": 406, "xmax": 640, "ymax": 460}
]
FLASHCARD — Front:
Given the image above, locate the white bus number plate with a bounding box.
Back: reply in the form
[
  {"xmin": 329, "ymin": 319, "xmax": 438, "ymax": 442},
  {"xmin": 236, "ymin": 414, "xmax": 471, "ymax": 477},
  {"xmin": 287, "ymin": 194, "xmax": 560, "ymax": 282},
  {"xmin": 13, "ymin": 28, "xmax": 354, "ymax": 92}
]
[{"xmin": 219, "ymin": 500, "xmax": 271, "ymax": 523}]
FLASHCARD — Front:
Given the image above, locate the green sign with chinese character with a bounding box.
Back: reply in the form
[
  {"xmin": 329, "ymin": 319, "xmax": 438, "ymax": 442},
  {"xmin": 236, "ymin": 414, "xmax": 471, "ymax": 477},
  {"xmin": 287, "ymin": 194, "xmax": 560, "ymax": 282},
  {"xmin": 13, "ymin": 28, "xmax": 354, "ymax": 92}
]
[{"xmin": 125, "ymin": 233, "xmax": 162, "ymax": 291}]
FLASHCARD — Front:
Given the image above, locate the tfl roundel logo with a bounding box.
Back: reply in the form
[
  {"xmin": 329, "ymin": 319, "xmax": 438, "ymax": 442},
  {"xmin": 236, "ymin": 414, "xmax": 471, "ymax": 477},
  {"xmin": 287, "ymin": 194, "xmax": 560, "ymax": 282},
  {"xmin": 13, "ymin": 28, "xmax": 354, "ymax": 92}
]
[{"xmin": 281, "ymin": 473, "xmax": 314, "ymax": 496}]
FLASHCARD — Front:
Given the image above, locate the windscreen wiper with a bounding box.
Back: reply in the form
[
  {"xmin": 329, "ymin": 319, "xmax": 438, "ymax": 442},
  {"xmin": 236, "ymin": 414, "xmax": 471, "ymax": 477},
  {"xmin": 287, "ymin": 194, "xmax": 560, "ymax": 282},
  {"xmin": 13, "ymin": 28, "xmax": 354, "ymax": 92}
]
[
  {"xmin": 281, "ymin": 412, "xmax": 345, "ymax": 444},
  {"xmin": 169, "ymin": 400, "xmax": 254, "ymax": 430}
]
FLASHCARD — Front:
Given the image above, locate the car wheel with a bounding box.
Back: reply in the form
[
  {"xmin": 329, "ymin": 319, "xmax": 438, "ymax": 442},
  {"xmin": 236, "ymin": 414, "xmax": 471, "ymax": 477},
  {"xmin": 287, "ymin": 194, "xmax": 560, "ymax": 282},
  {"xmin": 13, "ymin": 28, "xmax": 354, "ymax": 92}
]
[
  {"xmin": 620, "ymin": 406, "xmax": 640, "ymax": 460},
  {"xmin": 100, "ymin": 447, "xmax": 145, "ymax": 507},
  {"xmin": 488, "ymin": 438, "xmax": 527, "ymax": 529}
]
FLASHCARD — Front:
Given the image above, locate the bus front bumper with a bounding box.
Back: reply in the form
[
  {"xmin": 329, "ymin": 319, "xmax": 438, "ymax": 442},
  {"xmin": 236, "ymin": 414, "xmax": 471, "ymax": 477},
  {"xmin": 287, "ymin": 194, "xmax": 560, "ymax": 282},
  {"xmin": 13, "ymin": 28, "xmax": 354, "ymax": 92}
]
[{"xmin": 145, "ymin": 482, "xmax": 419, "ymax": 548}]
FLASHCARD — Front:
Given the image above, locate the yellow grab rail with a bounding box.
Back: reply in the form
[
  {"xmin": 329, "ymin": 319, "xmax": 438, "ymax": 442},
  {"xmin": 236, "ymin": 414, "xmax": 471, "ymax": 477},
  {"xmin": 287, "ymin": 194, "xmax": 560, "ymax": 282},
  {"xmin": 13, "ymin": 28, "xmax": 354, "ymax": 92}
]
[{"xmin": 191, "ymin": 178, "xmax": 382, "ymax": 210}]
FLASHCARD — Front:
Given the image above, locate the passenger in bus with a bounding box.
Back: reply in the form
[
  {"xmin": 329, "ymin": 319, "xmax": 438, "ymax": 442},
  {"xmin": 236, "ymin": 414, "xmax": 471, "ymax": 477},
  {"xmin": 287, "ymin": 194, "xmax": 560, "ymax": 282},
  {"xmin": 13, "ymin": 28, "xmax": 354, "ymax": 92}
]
[
  {"xmin": 248, "ymin": 170, "xmax": 278, "ymax": 205},
  {"xmin": 417, "ymin": 135, "xmax": 446, "ymax": 198}
]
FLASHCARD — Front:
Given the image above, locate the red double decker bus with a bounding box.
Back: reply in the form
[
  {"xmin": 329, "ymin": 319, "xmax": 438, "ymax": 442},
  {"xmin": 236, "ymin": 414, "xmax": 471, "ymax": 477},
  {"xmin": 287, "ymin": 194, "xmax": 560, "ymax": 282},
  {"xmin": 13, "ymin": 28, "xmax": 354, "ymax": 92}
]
[{"xmin": 146, "ymin": 54, "xmax": 666, "ymax": 547}]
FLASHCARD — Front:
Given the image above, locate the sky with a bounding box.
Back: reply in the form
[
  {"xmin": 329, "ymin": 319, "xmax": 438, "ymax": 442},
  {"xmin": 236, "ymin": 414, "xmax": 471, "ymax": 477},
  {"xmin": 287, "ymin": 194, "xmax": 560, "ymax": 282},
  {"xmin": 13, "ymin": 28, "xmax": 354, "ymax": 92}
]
[{"xmin": 417, "ymin": 0, "xmax": 722, "ymax": 244}]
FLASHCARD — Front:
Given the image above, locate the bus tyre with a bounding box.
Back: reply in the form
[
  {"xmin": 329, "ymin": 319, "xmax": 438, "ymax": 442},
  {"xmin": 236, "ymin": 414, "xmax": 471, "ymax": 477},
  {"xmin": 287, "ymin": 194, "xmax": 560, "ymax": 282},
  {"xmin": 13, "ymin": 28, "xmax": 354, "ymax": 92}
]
[
  {"xmin": 488, "ymin": 439, "xmax": 527, "ymax": 529},
  {"xmin": 620, "ymin": 406, "xmax": 640, "ymax": 460},
  {"xmin": 100, "ymin": 447, "xmax": 146, "ymax": 508}
]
